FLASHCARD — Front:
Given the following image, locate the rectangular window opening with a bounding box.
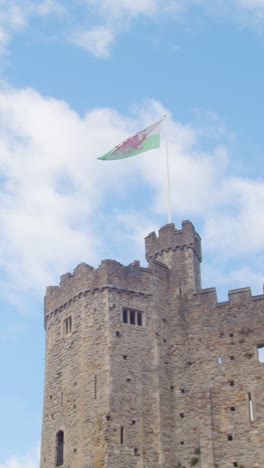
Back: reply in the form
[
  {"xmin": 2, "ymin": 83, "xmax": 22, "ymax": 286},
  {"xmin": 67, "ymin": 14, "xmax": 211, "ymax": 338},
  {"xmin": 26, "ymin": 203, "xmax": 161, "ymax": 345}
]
[
  {"xmin": 122, "ymin": 308, "xmax": 144, "ymax": 326},
  {"xmin": 257, "ymin": 344, "xmax": 264, "ymax": 363},
  {"xmin": 217, "ymin": 356, "xmax": 223, "ymax": 365},
  {"xmin": 137, "ymin": 311, "xmax": 142, "ymax": 326},
  {"xmin": 248, "ymin": 392, "xmax": 254, "ymax": 422},
  {"xmin": 122, "ymin": 309, "xmax": 128, "ymax": 323},
  {"xmin": 64, "ymin": 316, "xmax": 72, "ymax": 336},
  {"xmin": 120, "ymin": 426, "xmax": 124, "ymax": 445},
  {"xmin": 130, "ymin": 310, "xmax": 135, "ymax": 325}
]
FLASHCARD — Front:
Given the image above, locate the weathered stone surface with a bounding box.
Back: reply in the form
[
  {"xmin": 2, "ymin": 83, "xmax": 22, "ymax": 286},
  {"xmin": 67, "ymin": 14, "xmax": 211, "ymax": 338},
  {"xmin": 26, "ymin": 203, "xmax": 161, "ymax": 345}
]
[{"xmin": 40, "ymin": 221, "xmax": 264, "ymax": 468}]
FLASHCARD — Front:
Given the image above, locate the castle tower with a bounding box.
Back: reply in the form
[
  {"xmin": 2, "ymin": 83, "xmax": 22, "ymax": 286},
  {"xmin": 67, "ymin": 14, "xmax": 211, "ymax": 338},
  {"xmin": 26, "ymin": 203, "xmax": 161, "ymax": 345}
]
[{"xmin": 41, "ymin": 222, "xmax": 264, "ymax": 468}]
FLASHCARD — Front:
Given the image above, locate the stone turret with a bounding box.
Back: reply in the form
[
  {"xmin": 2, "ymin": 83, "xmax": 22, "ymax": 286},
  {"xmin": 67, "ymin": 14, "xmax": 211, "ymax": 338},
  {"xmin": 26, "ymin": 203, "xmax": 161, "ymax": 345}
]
[{"xmin": 145, "ymin": 221, "xmax": 202, "ymax": 292}]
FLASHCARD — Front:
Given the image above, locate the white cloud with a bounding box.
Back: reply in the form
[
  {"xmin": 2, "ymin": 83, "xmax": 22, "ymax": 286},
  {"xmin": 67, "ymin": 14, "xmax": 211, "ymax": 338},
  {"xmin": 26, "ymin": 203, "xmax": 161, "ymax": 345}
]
[
  {"xmin": 0, "ymin": 87, "xmax": 262, "ymax": 299},
  {"xmin": 0, "ymin": 445, "xmax": 39, "ymax": 468},
  {"xmin": 69, "ymin": 0, "xmax": 264, "ymax": 57},
  {"xmin": 71, "ymin": 26, "xmax": 114, "ymax": 58},
  {"xmin": 0, "ymin": 0, "xmax": 62, "ymax": 54}
]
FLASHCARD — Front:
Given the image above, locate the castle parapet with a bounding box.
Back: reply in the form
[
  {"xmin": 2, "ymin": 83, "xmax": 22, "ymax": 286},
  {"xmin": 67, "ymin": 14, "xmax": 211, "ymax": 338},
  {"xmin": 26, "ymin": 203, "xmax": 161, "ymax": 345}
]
[{"xmin": 145, "ymin": 221, "xmax": 202, "ymax": 262}]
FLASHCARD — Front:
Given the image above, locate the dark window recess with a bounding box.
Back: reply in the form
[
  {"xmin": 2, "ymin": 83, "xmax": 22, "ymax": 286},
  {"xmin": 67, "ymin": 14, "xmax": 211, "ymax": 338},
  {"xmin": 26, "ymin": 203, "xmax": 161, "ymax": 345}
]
[
  {"xmin": 64, "ymin": 316, "xmax": 72, "ymax": 336},
  {"xmin": 126, "ymin": 378, "xmax": 131, "ymax": 382},
  {"xmin": 230, "ymin": 406, "xmax": 236, "ymax": 412},
  {"xmin": 170, "ymin": 386, "xmax": 174, "ymax": 390},
  {"xmin": 134, "ymin": 448, "xmax": 138, "ymax": 455},
  {"xmin": 123, "ymin": 355, "xmax": 127, "ymax": 360},
  {"xmin": 180, "ymin": 441, "xmax": 184, "ymax": 445},
  {"xmin": 120, "ymin": 426, "xmax": 124, "ymax": 444},
  {"xmin": 132, "ymin": 420, "xmax": 136, "ymax": 425},
  {"xmin": 130, "ymin": 310, "xmax": 135, "ymax": 325},
  {"xmin": 137, "ymin": 311, "xmax": 142, "ymax": 326},
  {"xmin": 230, "ymin": 356, "xmax": 235, "ymax": 360},
  {"xmin": 56, "ymin": 431, "xmax": 64, "ymax": 466},
  {"xmin": 230, "ymin": 333, "xmax": 234, "ymax": 337},
  {"xmin": 229, "ymin": 380, "xmax": 235, "ymax": 386},
  {"xmin": 180, "ymin": 413, "xmax": 184, "ymax": 418},
  {"xmin": 122, "ymin": 308, "xmax": 143, "ymax": 326},
  {"xmin": 116, "ymin": 331, "xmax": 121, "ymax": 337},
  {"xmin": 233, "ymin": 463, "xmax": 238, "ymax": 467},
  {"xmin": 180, "ymin": 388, "xmax": 185, "ymax": 393},
  {"xmin": 73, "ymin": 448, "xmax": 77, "ymax": 453},
  {"xmin": 106, "ymin": 415, "xmax": 111, "ymax": 421},
  {"xmin": 227, "ymin": 434, "xmax": 233, "ymax": 441},
  {"xmin": 122, "ymin": 309, "xmax": 128, "ymax": 323}
]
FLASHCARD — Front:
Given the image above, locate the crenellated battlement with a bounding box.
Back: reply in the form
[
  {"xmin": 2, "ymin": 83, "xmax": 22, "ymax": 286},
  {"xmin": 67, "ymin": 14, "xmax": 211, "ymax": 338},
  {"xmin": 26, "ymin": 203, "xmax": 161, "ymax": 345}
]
[
  {"xmin": 145, "ymin": 221, "xmax": 202, "ymax": 263},
  {"xmin": 44, "ymin": 257, "xmax": 170, "ymax": 319},
  {"xmin": 193, "ymin": 286, "xmax": 264, "ymax": 308}
]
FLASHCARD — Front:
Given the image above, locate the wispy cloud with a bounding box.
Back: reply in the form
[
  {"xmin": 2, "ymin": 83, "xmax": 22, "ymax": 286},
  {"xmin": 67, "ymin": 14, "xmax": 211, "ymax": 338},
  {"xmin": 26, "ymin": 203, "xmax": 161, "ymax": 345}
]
[
  {"xmin": 0, "ymin": 0, "xmax": 62, "ymax": 55},
  {"xmin": 0, "ymin": 444, "xmax": 39, "ymax": 468},
  {"xmin": 0, "ymin": 1, "xmax": 264, "ymax": 59},
  {"xmin": 71, "ymin": 26, "xmax": 114, "ymax": 58},
  {"xmin": 70, "ymin": 0, "xmax": 264, "ymax": 57}
]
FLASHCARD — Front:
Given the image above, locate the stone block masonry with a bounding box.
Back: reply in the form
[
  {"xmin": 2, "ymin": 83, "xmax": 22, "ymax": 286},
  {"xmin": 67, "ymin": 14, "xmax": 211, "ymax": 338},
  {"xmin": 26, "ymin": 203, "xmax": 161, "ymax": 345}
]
[{"xmin": 40, "ymin": 221, "xmax": 264, "ymax": 468}]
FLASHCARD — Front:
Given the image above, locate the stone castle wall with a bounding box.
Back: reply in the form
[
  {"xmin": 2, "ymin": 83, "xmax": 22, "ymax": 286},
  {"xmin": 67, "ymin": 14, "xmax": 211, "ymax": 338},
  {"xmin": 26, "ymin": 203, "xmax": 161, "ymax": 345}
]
[{"xmin": 40, "ymin": 221, "xmax": 264, "ymax": 468}]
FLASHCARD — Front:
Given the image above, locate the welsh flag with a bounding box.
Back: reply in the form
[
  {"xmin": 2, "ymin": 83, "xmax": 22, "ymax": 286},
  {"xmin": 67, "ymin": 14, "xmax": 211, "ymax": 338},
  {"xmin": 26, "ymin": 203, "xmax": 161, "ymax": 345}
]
[{"xmin": 98, "ymin": 118, "xmax": 163, "ymax": 161}]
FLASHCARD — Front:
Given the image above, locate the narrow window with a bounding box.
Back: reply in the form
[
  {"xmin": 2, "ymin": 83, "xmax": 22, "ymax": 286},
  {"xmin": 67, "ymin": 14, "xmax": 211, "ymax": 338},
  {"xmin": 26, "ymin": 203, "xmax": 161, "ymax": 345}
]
[
  {"xmin": 130, "ymin": 310, "xmax": 135, "ymax": 325},
  {"xmin": 137, "ymin": 311, "xmax": 142, "ymax": 326},
  {"xmin": 233, "ymin": 463, "xmax": 238, "ymax": 467},
  {"xmin": 120, "ymin": 426, "xmax": 124, "ymax": 444},
  {"xmin": 180, "ymin": 413, "xmax": 184, "ymax": 418},
  {"xmin": 218, "ymin": 356, "xmax": 223, "ymax": 365},
  {"xmin": 94, "ymin": 375, "xmax": 97, "ymax": 400},
  {"xmin": 230, "ymin": 356, "xmax": 235, "ymax": 360},
  {"xmin": 227, "ymin": 434, "xmax": 233, "ymax": 441},
  {"xmin": 56, "ymin": 431, "xmax": 64, "ymax": 466},
  {"xmin": 257, "ymin": 344, "xmax": 264, "ymax": 363},
  {"xmin": 229, "ymin": 380, "xmax": 235, "ymax": 386},
  {"xmin": 64, "ymin": 317, "xmax": 72, "ymax": 336},
  {"xmin": 230, "ymin": 406, "xmax": 235, "ymax": 412},
  {"xmin": 248, "ymin": 393, "xmax": 254, "ymax": 422},
  {"xmin": 122, "ymin": 309, "xmax": 128, "ymax": 323}
]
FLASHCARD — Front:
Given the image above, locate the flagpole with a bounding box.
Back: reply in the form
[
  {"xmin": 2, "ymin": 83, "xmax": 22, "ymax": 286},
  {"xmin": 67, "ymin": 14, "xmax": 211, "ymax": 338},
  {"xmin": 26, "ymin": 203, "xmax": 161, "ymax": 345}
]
[{"xmin": 164, "ymin": 115, "xmax": 172, "ymax": 224}]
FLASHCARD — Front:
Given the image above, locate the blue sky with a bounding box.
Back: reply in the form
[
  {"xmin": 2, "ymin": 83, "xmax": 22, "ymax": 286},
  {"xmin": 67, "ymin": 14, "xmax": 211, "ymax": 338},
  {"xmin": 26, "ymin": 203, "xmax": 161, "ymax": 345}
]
[{"xmin": 0, "ymin": 0, "xmax": 264, "ymax": 466}]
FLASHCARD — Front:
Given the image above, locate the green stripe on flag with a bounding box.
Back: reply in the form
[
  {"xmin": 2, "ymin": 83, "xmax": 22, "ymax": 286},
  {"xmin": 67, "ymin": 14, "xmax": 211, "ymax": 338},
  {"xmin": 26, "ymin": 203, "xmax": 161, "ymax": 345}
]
[{"xmin": 98, "ymin": 133, "xmax": 160, "ymax": 161}]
